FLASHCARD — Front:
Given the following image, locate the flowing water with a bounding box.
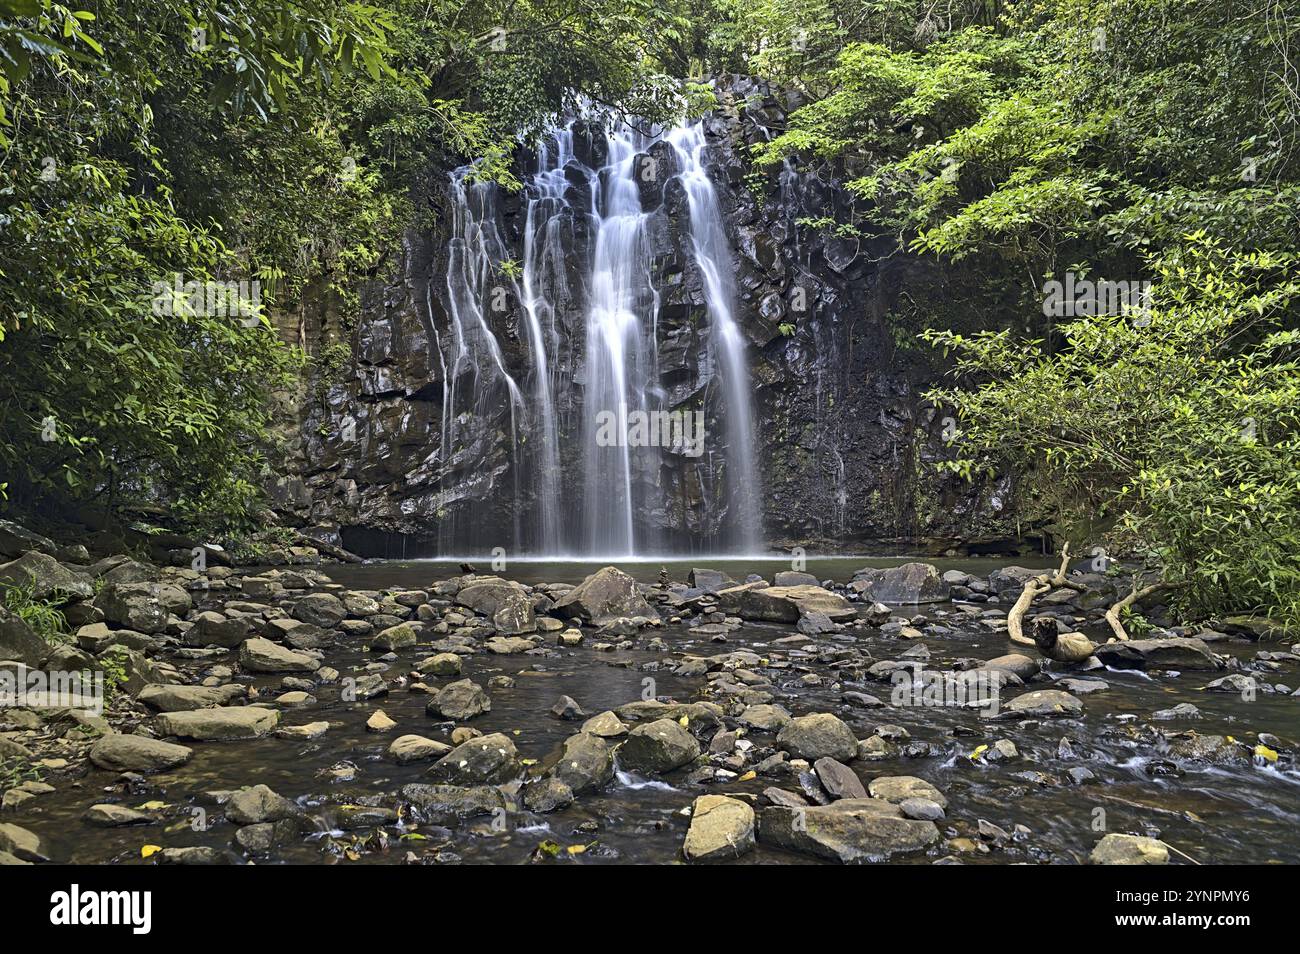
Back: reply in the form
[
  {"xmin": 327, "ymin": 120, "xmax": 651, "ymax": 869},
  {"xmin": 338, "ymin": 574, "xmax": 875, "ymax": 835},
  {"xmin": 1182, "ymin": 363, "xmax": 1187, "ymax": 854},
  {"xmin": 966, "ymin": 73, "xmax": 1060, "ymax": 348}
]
[
  {"xmin": 433, "ymin": 117, "xmax": 763, "ymax": 557},
  {"xmin": 19, "ymin": 558, "xmax": 1300, "ymax": 865}
]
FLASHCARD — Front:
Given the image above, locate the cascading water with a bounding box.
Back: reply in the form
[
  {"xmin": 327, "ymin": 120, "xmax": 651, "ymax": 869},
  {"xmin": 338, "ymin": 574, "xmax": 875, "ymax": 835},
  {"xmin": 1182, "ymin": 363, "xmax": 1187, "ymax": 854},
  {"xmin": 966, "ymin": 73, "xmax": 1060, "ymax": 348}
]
[
  {"xmin": 581, "ymin": 126, "xmax": 664, "ymax": 556},
  {"xmin": 437, "ymin": 171, "xmax": 527, "ymax": 551},
  {"xmin": 435, "ymin": 116, "xmax": 764, "ymax": 556},
  {"xmin": 667, "ymin": 124, "xmax": 763, "ymax": 552}
]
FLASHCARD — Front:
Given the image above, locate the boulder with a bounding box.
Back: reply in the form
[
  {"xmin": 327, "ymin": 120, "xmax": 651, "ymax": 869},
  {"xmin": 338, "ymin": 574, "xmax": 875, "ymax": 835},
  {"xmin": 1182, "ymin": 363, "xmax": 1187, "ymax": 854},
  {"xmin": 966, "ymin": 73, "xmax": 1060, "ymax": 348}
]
[
  {"xmin": 539, "ymin": 731, "xmax": 614, "ymax": 793},
  {"xmin": 88, "ymin": 734, "xmax": 193, "ymax": 773},
  {"xmin": 738, "ymin": 585, "xmax": 855, "ymax": 623},
  {"xmin": 618, "ymin": 718, "xmax": 700, "ymax": 774},
  {"xmin": 0, "ymin": 519, "xmax": 57, "ymax": 558},
  {"xmin": 427, "ymin": 679, "xmax": 491, "ymax": 720},
  {"xmin": 1091, "ymin": 833, "xmax": 1170, "ymax": 865},
  {"xmin": 84, "ymin": 804, "xmax": 153, "ymax": 827},
  {"xmin": 1092, "ymin": 637, "xmax": 1221, "ymax": 671},
  {"xmin": 455, "ymin": 579, "xmax": 537, "ymax": 634},
  {"xmin": 983, "ymin": 653, "xmax": 1040, "ymax": 681},
  {"xmin": 416, "ymin": 653, "xmax": 462, "ymax": 677},
  {"xmin": 688, "ymin": 568, "xmax": 735, "ymax": 593},
  {"xmin": 433, "ymin": 733, "xmax": 520, "ymax": 784},
  {"xmin": 484, "ymin": 635, "xmax": 536, "ymax": 655},
  {"xmin": 0, "ymin": 551, "xmax": 93, "ymax": 602},
  {"xmin": 401, "ymin": 783, "xmax": 505, "ymax": 820},
  {"xmin": 759, "ymin": 799, "xmax": 940, "ymax": 862},
  {"xmin": 291, "ymin": 593, "xmax": 346, "ymax": 628},
  {"xmin": 0, "ymin": 822, "xmax": 49, "ymax": 862},
  {"xmin": 552, "ymin": 566, "xmax": 654, "ymax": 622},
  {"xmin": 388, "ymin": 734, "xmax": 452, "ymax": 764},
  {"xmin": 987, "ymin": 566, "xmax": 1045, "ymax": 600},
  {"xmin": 95, "ymin": 582, "xmax": 191, "ymax": 634},
  {"xmin": 0, "ymin": 607, "xmax": 47, "ymax": 667},
  {"xmin": 225, "ymin": 784, "xmax": 296, "ymax": 824},
  {"xmin": 582, "ymin": 710, "xmax": 629, "ymax": 737},
  {"xmin": 155, "ymin": 706, "xmax": 279, "ymax": 740},
  {"xmin": 683, "ymin": 794, "xmax": 755, "ymax": 861},
  {"xmin": 522, "ymin": 778, "xmax": 574, "ymax": 812},
  {"xmin": 738, "ymin": 703, "xmax": 792, "ymax": 732},
  {"xmin": 814, "ymin": 757, "xmax": 868, "ymax": 799},
  {"xmin": 867, "ymin": 775, "xmax": 948, "ymax": 808},
  {"xmin": 776, "ymin": 713, "xmax": 858, "ymax": 762},
  {"xmin": 774, "ymin": 570, "xmax": 820, "ymax": 587},
  {"xmin": 138, "ymin": 684, "xmax": 246, "ymax": 712},
  {"xmin": 239, "ymin": 637, "xmax": 320, "ymax": 673},
  {"xmin": 184, "ymin": 611, "xmax": 255, "ymax": 649},
  {"xmin": 996, "ymin": 689, "xmax": 1084, "ymax": 718},
  {"xmin": 371, "ymin": 623, "xmax": 417, "ymax": 651},
  {"xmin": 849, "ymin": 563, "xmax": 949, "ymax": 604}
]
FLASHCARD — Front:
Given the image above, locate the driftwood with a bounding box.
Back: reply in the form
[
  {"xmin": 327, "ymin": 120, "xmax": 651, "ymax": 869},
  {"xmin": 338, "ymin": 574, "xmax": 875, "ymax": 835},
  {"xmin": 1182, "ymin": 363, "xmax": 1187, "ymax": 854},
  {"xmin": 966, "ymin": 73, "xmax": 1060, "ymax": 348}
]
[
  {"xmin": 1007, "ymin": 542, "xmax": 1085, "ymax": 646},
  {"xmin": 1104, "ymin": 579, "xmax": 1185, "ymax": 641}
]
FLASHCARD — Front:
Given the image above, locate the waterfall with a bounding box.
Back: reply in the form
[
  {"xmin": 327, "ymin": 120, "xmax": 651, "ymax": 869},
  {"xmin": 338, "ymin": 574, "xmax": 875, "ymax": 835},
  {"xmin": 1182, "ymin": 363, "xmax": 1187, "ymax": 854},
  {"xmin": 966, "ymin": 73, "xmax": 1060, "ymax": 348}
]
[
  {"xmin": 438, "ymin": 171, "xmax": 527, "ymax": 551},
  {"xmin": 518, "ymin": 130, "xmax": 571, "ymax": 551},
  {"xmin": 435, "ymin": 116, "xmax": 764, "ymax": 556},
  {"xmin": 581, "ymin": 125, "xmax": 663, "ymax": 556},
  {"xmin": 667, "ymin": 124, "xmax": 763, "ymax": 552}
]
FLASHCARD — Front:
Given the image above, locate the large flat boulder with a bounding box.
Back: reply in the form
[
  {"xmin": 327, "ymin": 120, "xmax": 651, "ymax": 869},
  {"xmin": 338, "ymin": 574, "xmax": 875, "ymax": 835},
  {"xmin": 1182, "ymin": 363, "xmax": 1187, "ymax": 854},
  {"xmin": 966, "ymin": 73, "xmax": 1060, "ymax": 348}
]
[
  {"xmin": 155, "ymin": 706, "xmax": 279, "ymax": 740},
  {"xmin": 1093, "ymin": 637, "xmax": 1221, "ymax": 671},
  {"xmin": 0, "ymin": 551, "xmax": 94, "ymax": 602},
  {"xmin": 758, "ymin": 799, "xmax": 940, "ymax": 862},
  {"xmin": 0, "ymin": 519, "xmax": 57, "ymax": 558},
  {"xmin": 849, "ymin": 563, "xmax": 949, "ymax": 604},
  {"xmin": 454, "ymin": 578, "xmax": 537, "ymax": 634},
  {"xmin": 239, "ymin": 637, "xmax": 320, "ymax": 673},
  {"xmin": 738, "ymin": 585, "xmax": 855, "ymax": 623},
  {"xmin": 688, "ymin": 568, "xmax": 736, "ymax": 594},
  {"xmin": 138, "ymin": 684, "xmax": 246, "ymax": 712},
  {"xmin": 552, "ymin": 566, "xmax": 654, "ymax": 622},
  {"xmin": 89, "ymin": 734, "xmax": 193, "ymax": 773}
]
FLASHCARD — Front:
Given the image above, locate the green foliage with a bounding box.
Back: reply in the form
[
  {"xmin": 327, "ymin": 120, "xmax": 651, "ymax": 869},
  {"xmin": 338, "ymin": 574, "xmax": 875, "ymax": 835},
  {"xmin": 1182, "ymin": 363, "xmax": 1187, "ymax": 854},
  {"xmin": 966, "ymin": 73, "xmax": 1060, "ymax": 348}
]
[
  {"xmin": 924, "ymin": 237, "xmax": 1300, "ymax": 623},
  {"xmin": 98, "ymin": 644, "xmax": 130, "ymax": 697},
  {"xmin": 0, "ymin": 0, "xmax": 708, "ymax": 534},
  {"xmin": 0, "ymin": 573, "xmax": 69, "ymax": 643},
  {"xmin": 0, "ymin": 755, "xmax": 41, "ymax": 789}
]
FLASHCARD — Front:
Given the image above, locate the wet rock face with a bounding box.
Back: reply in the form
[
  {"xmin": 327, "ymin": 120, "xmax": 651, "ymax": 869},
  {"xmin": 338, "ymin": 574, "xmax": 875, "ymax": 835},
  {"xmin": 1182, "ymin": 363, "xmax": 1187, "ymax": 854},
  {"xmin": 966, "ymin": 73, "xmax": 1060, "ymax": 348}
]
[{"xmin": 272, "ymin": 77, "xmax": 1022, "ymax": 555}]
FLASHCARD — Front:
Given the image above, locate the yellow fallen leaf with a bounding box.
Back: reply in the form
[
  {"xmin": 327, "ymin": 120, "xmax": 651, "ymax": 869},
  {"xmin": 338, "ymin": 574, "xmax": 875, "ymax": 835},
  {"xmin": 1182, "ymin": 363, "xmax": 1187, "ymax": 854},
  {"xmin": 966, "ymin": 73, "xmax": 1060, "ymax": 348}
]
[
  {"xmin": 1255, "ymin": 744, "xmax": 1279, "ymax": 763},
  {"xmin": 678, "ymin": 715, "xmax": 689, "ymax": 728},
  {"xmin": 1226, "ymin": 735, "xmax": 1237, "ymax": 743},
  {"xmin": 137, "ymin": 800, "xmax": 167, "ymax": 810},
  {"xmin": 970, "ymin": 744, "xmax": 989, "ymax": 760},
  {"xmin": 566, "ymin": 844, "xmax": 586, "ymax": 855},
  {"xmin": 141, "ymin": 845, "xmax": 162, "ymax": 858},
  {"xmin": 520, "ymin": 758, "xmax": 538, "ymax": 766},
  {"xmin": 738, "ymin": 771, "xmax": 756, "ymax": 782}
]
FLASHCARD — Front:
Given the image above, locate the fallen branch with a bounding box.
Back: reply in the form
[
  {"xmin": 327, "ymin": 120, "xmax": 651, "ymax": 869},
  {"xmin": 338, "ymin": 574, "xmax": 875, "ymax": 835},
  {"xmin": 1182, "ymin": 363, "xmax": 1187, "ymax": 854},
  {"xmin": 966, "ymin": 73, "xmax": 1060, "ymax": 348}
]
[
  {"xmin": 1104, "ymin": 579, "xmax": 1186, "ymax": 641},
  {"xmin": 1008, "ymin": 542, "xmax": 1084, "ymax": 645}
]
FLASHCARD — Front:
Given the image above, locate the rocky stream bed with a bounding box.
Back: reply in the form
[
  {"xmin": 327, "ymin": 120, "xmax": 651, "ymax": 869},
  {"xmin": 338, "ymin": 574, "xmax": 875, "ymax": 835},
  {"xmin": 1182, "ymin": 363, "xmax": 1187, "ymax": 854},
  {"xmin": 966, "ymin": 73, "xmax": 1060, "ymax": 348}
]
[{"xmin": 1, "ymin": 547, "xmax": 1298, "ymax": 865}]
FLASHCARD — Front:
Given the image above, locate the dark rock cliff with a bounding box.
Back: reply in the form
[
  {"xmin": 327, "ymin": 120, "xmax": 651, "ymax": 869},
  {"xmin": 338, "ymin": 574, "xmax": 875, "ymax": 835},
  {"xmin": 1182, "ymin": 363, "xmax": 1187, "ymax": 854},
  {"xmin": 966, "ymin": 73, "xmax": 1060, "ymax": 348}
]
[{"xmin": 269, "ymin": 77, "xmax": 1028, "ymax": 558}]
